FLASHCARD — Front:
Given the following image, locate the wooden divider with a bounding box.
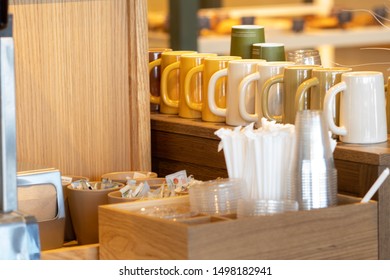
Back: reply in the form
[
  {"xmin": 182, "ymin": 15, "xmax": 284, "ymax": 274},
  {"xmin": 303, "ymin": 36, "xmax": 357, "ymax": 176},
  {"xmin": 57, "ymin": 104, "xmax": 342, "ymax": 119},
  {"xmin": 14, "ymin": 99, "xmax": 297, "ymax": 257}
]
[{"xmin": 10, "ymin": 0, "xmax": 150, "ymax": 180}]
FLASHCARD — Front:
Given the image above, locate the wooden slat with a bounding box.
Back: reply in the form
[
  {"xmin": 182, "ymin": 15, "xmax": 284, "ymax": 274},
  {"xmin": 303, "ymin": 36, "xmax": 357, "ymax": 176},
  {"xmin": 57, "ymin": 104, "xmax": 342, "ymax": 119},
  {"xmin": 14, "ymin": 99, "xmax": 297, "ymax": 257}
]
[
  {"xmin": 128, "ymin": 0, "xmax": 151, "ymax": 171},
  {"xmin": 10, "ymin": 0, "xmax": 150, "ymax": 180}
]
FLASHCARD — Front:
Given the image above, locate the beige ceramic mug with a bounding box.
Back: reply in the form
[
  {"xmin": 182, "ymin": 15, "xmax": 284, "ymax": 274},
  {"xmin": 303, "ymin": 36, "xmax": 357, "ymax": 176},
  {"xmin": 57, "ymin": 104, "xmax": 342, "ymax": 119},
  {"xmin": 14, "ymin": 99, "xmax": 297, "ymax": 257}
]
[
  {"xmin": 156, "ymin": 50, "xmax": 197, "ymax": 114},
  {"xmin": 262, "ymin": 65, "xmax": 321, "ymax": 124},
  {"xmin": 208, "ymin": 59, "xmax": 265, "ymax": 126},
  {"xmin": 185, "ymin": 56, "xmax": 241, "ymax": 122},
  {"xmin": 324, "ymin": 71, "xmax": 387, "ymax": 144},
  {"xmin": 239, "ymin": 61, "xmax": 294, "ymax": 127}
]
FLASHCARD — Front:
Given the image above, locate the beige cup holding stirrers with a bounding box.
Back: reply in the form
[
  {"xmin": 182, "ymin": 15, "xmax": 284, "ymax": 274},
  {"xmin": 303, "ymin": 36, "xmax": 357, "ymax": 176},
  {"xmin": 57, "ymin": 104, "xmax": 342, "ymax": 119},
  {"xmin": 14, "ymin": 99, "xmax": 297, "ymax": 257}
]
[{"xmin": 67, "ymin": 181, "xmax": 122, "ymax": 245}]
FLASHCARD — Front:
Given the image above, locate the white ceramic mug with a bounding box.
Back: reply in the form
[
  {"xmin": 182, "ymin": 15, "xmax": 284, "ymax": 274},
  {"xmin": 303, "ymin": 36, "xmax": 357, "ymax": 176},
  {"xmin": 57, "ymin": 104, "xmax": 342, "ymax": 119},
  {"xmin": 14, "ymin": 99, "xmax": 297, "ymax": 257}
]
[
  {"xmin": 208, "ymin": 59, "xmax": 265, "ymax": 126},
  {"xmin": 324, "ymin": 71, "xmax": 387, "ymax": 144},
  {"xmin": 238, "ymin": 61, "xmax": 295, "ymax": 127}
]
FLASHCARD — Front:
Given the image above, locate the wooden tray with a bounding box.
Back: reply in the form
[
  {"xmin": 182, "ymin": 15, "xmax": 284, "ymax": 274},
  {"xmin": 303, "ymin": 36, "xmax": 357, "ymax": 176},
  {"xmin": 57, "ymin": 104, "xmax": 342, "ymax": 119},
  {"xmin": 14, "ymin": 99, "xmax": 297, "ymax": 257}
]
[{"xmin": 99, "ymin": 195, "xmax": 378, "ymax": 260}]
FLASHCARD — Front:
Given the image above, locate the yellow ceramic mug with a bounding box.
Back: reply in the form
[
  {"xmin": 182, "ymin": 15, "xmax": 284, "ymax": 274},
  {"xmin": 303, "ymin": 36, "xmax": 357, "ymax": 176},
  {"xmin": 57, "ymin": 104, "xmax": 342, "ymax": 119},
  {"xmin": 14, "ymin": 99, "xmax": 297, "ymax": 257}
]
[
  {"xmin": 185, "ymin": 56, "xmax": 241, "ymax": 122},
  {"xmin": 154, "ymin": 50, "xmax": 197, "ymax": 114},
  {"xmin": 178, "ymin": 53, "xmax": 217, "ymax": 118}
]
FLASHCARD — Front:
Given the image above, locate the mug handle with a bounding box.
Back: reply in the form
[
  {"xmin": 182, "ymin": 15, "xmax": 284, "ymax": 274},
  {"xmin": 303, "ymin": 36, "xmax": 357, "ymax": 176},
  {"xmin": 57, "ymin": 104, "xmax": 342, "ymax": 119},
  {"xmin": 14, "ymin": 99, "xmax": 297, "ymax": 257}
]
[
  {"xmin": 324, "ymin": 81, "xmax": 347, "ymax": 136},
  {"xmin": 261, "ymin": 74, "xmax": 283, "ymax": 122},
  {"xmin": 208, "ymin": 68, "xmax": 228, "ymax": 117},
  {"xmin": 184, "ymin": 64, "xmax": 203, "ymax": 111},
  {"xmin": 239, "ymin": 72, "xmax": 260, "ymax": 122},
  {"xmin": 148, "ymin": 58, "xmax": 162, "ymax": 104},
  {"xmin": 160, "ymin": 61, "xmax": 180, "ymax": 108},
  {"xmin": 295, "ymin": 77, "xmax": 319, "ymax": 112}
]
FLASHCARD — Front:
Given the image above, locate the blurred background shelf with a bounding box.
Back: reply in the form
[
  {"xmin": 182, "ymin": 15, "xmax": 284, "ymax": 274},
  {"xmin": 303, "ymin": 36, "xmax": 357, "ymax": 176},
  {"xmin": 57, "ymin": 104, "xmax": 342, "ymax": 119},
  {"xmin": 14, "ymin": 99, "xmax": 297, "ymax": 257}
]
[
  {"xmin": 149, "ymin": 26, "xmax": 390, "ymax": 68},
  {"xmin": 149, "ymin": 0, "xmax": 390, "ymax": 73}
]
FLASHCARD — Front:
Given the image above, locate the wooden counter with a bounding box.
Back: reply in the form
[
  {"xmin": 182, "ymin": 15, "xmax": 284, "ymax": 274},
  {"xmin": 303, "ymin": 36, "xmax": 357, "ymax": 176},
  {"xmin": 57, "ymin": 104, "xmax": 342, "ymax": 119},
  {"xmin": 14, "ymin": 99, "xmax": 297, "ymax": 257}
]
[{"xmin": 151, "ymin": 113, "xmax": 390, "ymax": 259}]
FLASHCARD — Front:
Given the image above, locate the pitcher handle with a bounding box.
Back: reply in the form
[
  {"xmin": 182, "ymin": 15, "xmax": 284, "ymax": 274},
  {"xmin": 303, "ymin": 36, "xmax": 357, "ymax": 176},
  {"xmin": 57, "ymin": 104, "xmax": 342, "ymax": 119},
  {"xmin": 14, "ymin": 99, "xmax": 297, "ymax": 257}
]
[
  {"xmin": 324, "ymin": 81, "xmax": 347, "ymax": 136},
  {"xmin": 208, "ymin": 68, "xmax": 228, "ymax": 117},
  {"xmin": 184, "ymin": 65, "xmax": 203, "ymax": 111},
  {"xmin": 239, "ymin": 72, "xmax": 260, "ymax": 122},
  {"xmin": 261, "ymin": 74, "xmax": 283, "ymax": 122}
]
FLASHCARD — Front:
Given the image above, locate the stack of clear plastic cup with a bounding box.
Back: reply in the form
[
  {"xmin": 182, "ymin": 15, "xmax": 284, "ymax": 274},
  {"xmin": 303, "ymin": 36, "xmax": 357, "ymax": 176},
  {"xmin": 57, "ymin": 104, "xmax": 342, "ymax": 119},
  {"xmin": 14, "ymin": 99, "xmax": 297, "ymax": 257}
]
[
  {"xmin": 291, "ymin": 110, "xmax": 338, "ymax": 210},
  {"xmin": 189, "ymin": 178, "xmax": 244, "ymax": 215},
  {"xmin": 287, "ymin": 49, "xmax": 322, "ymax": 66}
]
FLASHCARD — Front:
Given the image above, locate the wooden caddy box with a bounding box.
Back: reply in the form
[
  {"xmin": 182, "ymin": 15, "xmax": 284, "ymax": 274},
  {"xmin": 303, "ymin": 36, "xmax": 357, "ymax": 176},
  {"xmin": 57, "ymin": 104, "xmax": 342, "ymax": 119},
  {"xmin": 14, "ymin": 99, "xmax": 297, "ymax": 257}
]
[{"xmin": 98, "ymin": 195, "xmax": 378, "ymax": 260}]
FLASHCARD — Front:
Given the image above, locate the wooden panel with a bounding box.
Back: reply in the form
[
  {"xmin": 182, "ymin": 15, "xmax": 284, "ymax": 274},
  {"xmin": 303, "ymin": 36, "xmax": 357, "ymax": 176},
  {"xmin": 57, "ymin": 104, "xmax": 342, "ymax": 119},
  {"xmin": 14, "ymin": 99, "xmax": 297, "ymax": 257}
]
[
  {"xmin": 152, "ymin": 158, "xmax": 228, "ymax": 180},
  {"xmin": 335, "ymin": 159, "xmax": 380, "ymax": 199},
  {"xmin": 152, "ymin": 131, "xmax": 225, "ymax": 168},
  {"xmin": 10, "ymin": 0, "xmax": 150, "ymax": 180}
]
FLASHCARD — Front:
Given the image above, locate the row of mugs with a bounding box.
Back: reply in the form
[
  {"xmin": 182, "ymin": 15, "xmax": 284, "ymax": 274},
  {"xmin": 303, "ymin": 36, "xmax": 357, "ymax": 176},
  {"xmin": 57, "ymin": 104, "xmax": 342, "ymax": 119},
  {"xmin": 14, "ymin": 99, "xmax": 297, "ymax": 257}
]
[
  {"xmin": 148, "ymin": 48, "xmax": 321, "ymax": 122},
  {"xmin": 242, "ymin": 66, "xmax": 387, "ymax": 144},
  {"xmin": 148, "ymin": 49, "xmax": 388, "ymax": 144}
]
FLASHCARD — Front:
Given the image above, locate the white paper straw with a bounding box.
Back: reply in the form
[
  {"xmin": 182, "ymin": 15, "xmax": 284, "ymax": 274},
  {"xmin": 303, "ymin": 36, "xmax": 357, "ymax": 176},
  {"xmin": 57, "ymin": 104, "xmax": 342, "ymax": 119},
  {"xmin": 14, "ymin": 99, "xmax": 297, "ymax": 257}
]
[{"xmin": 361, "ymin": 168, "xmax": 390, "ymax": 203}]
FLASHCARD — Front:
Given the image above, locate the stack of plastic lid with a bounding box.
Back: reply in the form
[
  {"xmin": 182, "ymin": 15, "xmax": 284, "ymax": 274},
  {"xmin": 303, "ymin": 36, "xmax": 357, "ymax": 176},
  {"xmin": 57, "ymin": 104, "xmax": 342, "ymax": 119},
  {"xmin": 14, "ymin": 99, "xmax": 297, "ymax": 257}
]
[
  {"xmin": 189, "ymin": 178, "xmax": 243, "ymax": 215},
  {"xmin": 237, "ymin": 199, "xmax": 298, "ymax": 217}
]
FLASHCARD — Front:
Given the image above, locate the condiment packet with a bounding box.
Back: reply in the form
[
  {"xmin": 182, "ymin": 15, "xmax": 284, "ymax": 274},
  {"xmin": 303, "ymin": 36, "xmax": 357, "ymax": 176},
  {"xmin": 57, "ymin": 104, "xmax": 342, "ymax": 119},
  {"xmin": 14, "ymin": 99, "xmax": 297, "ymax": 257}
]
[
  {"xmin": 61, "ymin": 176, "xmax": 73, "ymax": 186},
  {"xmin": 70, "ymin": 179, "xmax": 93, "ymax": 190},
  {"xmin": 165, "ymin": 170, "xmax": 189, "ymax": 195},
  {"xmin": 120, "ymin": 180, "xmax": 150, "ymax": 198},
  {"xmin": 100, "ymin": 178, "xmax": 115, "ymax": 189}
]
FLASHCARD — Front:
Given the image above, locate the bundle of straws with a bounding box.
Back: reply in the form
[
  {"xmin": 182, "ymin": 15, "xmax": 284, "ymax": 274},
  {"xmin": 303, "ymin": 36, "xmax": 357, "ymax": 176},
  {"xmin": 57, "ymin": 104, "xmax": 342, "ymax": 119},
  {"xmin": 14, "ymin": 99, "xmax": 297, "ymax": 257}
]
[{"xmin": 215, "ymin": 118, "xmax": 295, "ymax": 201}]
